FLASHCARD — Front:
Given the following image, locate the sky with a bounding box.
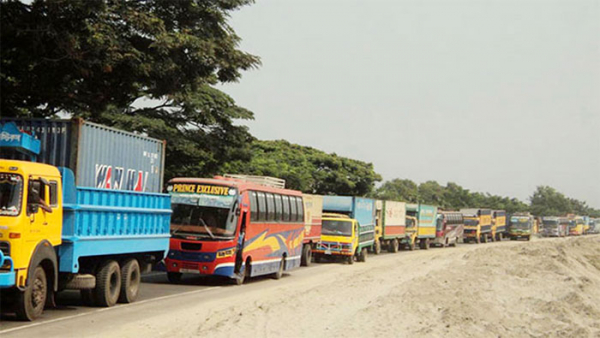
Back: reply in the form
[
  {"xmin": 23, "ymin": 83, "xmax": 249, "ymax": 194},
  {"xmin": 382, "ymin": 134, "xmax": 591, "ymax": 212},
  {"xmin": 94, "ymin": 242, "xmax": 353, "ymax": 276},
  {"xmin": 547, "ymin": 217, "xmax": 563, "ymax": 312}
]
[{"xmin": 219, "ymin": 0, "xmax": 600, "ymax": 208}]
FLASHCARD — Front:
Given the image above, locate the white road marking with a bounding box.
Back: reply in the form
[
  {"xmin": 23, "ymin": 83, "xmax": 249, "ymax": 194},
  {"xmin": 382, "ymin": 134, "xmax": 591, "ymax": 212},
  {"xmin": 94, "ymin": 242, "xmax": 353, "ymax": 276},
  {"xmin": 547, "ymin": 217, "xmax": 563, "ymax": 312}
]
[{"xmin": 0, "ymin": 286, "xmax": 222, "ymax": 334}]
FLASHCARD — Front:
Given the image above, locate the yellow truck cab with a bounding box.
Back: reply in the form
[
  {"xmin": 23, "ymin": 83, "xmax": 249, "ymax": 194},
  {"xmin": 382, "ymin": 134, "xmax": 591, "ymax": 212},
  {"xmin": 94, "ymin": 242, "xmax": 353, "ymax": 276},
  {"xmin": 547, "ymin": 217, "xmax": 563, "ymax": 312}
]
[
  {"xmin": 313, "ymin": 213, "xmax": 360, "ymax": 264},
  {"xmin": 403, "ymin": 215, "xmax": 419, "ymax": 250},
  {"xmin": 1, "ymin": 160, "xmax": 63, "ymax": 286}
]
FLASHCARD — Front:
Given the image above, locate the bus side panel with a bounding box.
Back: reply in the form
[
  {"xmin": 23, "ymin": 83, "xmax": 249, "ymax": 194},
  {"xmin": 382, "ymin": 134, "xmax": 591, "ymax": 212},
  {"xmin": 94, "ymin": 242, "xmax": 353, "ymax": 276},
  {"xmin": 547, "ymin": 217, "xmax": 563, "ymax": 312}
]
[{"xmin": 242, "ymin": 221, "xmax": 304, "ymax": 277}]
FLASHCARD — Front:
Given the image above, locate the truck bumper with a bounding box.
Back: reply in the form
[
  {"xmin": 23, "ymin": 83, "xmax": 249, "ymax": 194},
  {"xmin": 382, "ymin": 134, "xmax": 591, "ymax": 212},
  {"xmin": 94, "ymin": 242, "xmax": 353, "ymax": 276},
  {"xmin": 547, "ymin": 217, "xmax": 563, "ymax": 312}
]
[{"xmin": 0, "ymin": 253, "xmax": 16, "ymax": 288}]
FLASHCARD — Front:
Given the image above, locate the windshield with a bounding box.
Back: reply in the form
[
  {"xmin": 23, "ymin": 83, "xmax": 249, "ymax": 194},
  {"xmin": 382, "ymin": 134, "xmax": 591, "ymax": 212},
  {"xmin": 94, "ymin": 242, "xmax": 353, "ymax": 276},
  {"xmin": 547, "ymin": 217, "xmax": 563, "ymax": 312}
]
[
  {"xmin": 542, "ymin": 220, "xmax": 558, "ymax": 226},
  {"xmin": 464, "ymin": 218, "xmax": 478, "ymax": 226},
  {"xmin": 511, "ymin": 217, "xmax": 532, "ymax": 229},
  {"xmin": 436, "ymin": 217, "xmax": 443, "ymax": 231},
  {"xmin": 170, "ymin": 204, "xmax": 236, "ymax": 239},
  {"xmin": 0, "ymin": 173, "xmax": 23, "ymax": 216},
  {"xmin": 322, "ymin": 220, "xmax": 353, "ymax": 236}
]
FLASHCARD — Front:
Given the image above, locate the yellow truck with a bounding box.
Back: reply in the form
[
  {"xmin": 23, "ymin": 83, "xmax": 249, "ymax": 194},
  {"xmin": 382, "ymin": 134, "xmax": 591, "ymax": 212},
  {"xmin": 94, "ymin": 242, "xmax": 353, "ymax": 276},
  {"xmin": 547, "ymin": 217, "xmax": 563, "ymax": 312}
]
[
  {"xmin": 313, "ymin": 213, "xmax": 365, "ymax": 264},
  {"xmin": 460, "ymin": 208, "xmax": 493, "ymax": 243}
]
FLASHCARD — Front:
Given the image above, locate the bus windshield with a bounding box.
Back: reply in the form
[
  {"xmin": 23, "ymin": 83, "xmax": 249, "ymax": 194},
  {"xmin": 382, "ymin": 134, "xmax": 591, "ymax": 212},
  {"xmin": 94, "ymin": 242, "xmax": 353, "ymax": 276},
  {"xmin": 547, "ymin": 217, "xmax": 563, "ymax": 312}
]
[
  {"xmin": 170, "ymin": 204, "xmax": 236, "ymax": 239},
  {"xmin": 322, "ymin": 220, "xmax": 353, "ymax": 237},
  {"xmin": 168, "ymin": 182, "xmax": 238, "ymax": 239},
  {"xmin": 0, "ymin": 173, "xmax": 23, "ymax": 217}
]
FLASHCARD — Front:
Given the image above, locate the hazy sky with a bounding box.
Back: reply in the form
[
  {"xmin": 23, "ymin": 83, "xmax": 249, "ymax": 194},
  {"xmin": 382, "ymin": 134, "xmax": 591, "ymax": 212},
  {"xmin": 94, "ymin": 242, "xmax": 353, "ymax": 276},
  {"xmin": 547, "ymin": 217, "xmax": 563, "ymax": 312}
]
[{"xmin": 220, "ymin": 0, "xmax": 600, "ymax": 207}]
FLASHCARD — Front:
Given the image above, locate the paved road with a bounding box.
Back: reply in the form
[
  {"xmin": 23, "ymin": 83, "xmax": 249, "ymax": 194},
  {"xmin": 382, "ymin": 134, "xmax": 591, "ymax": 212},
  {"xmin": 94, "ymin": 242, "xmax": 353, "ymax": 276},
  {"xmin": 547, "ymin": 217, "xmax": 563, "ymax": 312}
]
[{"xmin": 0, "ymin": 237, "xmax": 549, "ymax": 336}]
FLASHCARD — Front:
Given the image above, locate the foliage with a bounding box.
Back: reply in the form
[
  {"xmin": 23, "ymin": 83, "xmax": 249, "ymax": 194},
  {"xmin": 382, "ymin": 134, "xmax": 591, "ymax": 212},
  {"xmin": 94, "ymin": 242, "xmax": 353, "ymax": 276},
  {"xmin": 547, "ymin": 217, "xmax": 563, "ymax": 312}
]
[
  {"xmin": 370, "ymin": 179, "xmax": 418, "ymax": 203},
  {"xmin": 1, "ymin": 0, "xmax": 259, "ymax": 180},
  {"xmin": 529, "ymin": 186, "xmax": 600, "ymax": 217},
  {"xmin": 221, "ymin": 140, "xmax": 382, "ymax": 196}
]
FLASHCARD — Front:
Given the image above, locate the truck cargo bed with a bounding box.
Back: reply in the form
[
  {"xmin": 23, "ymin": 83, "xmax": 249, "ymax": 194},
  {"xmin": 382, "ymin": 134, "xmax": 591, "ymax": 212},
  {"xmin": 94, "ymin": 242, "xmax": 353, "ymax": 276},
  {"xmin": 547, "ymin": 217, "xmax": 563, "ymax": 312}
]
[{"xmin": 58, "ymin": 168, "xmax": 171, "ymax": 273}]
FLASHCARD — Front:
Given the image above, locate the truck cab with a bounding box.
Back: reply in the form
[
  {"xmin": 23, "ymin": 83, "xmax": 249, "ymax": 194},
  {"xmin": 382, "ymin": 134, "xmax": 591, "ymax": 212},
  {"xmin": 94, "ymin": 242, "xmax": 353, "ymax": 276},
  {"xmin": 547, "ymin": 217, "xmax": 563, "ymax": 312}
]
[
  {"xmin": 314, "ymin": 213, "xmax": 361, "ymax": 264},
  {"xmin": 507, "ymin": 214, "xmax": 533, "ymax": 241},
  {"xmin": 402, "ymin": 215, "xmax": 419, "ymax": 250}
]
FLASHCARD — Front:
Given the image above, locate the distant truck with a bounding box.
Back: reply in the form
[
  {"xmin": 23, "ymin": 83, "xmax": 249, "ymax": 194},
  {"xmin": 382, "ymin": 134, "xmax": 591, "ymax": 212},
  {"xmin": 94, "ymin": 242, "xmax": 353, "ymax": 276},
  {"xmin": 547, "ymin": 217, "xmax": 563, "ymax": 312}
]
[
  {"xmin": 460, "ymin": 208, "xmax": 492, "ymax": 243},
  {"xmin": 314, "ymin": 213, "xmax": 365, "ymax": 264},
  {"xmin": 491, "ymin": 210, "xmax": 507, "ymax": 241},
  {"xmin": 403, "ymin": 204, "xmax": 437, "ymax": 250},
  {"xmin": 0, "ymin": 122, "xmax": 171, "ymax": 321},
  {"xmin": 375, "ymin": 201, "xmax": 407, "ymax": 253},
  {"xmin": 540, "ymin": 217, "xmax": 566, "ymax": 237},
  {"xmin": 507, "ymin": 213, "xmax": 534, "ymax": 240},
  {"xmin": 320, "ymin": 196, "xmax": 376, "ymax": 262},
  {"xmin": 432, "ymin": 211, "xmax": 464, "ymax": 247},
  {"xmin": 301, "ymin": 194, "xmax": 323, "ymax": 266}
]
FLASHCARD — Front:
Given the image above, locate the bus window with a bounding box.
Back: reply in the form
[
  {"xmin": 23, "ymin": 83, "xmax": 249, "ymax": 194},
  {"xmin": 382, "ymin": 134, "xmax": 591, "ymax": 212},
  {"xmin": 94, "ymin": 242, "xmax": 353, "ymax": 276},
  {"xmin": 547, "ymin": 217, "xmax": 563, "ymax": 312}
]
[
  {"xmin": 266, "ymin": 193, "xmax": 275, "ymax": 221},
  {"xmin": 274, "ymin": 194, "xmax": 283, "ymax": 221},
  {"xmin": 282, "ymin": 195, "xmax": 291, "ymax": 222},
  {"xmin": 250, "ymin": 191, "xmax": 258, "ymax": 222},
  {"xmin": 295, "ymin": 197, "xmax": 304, "ymax": 222},
  {"xmin": 257, "ymin": 192, "xmax": 267, "ymax": 221},
  {"xmin": 288, "ymin": 196, "xmax": 295, "ymax": 222}
]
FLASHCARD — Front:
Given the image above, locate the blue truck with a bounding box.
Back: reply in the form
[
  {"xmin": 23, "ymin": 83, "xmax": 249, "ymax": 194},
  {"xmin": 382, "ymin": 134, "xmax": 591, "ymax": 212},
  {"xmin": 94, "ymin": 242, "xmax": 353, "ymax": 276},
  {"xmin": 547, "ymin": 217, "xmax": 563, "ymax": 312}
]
[
  {"xmin": 320, "ymin": 196, "xmax": 376, "ymax": 262},
  {"xmin": 0, "ymin": 121, "xmax": 171, "ymax": 321}
]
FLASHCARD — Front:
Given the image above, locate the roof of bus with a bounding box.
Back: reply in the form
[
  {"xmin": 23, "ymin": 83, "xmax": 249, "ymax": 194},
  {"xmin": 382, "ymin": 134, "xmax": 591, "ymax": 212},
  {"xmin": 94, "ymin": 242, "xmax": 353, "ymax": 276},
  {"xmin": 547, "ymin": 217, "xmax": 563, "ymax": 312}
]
[{"xmin": 168, "ymin": 176, "xmax": 303, "ymax": 196}]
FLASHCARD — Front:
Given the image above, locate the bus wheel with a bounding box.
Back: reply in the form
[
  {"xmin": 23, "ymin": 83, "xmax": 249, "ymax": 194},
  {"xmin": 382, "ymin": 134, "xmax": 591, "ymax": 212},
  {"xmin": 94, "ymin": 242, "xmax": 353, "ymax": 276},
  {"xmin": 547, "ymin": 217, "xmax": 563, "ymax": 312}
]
[
  {"xmin": 167, "ymin": 272, "xmax": 182, "ymax": 284},
  {"xmin": 388, "ymin": 239, "xmax": 399, "ymax": 253},
  {"xmin": 15, "ymin": 266, "xmax": 47, "ymax": 321},
  {"xmin": 95, "ymin": 260, "xmax": 121, "ymax": 307},
  {"xmin": 301, "ymin": 245, "xmax": 312, "ymax": 267},
  {"xmin": 273, "ymin": 257, "xmax": 285, "ymax": 280},
  {"xmin": 118, "ymin": 259, "xmax": 141, "ymax": 303},
  {"xmin": 373, "ymin": 241, "xmax": 381, "ymax": 255},
  {"xmin": 358, "ymin": 248, "xmax": 368, "ymax": 262}
]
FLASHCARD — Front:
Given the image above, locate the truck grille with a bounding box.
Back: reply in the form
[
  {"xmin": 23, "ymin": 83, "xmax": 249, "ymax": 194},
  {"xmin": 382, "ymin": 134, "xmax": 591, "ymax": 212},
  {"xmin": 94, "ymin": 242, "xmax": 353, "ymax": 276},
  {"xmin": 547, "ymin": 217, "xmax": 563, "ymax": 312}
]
[{"xmin": 0, "ymin": 242, "xmax": 9, "ymax": 256}]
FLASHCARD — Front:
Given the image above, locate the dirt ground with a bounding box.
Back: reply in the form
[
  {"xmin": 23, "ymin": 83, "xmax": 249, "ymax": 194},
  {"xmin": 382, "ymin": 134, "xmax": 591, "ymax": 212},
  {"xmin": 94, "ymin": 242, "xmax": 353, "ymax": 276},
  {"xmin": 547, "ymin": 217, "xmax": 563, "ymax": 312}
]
[{"xmin": 96, "ymin": 235, "xmax": 599, "ymax": 338}]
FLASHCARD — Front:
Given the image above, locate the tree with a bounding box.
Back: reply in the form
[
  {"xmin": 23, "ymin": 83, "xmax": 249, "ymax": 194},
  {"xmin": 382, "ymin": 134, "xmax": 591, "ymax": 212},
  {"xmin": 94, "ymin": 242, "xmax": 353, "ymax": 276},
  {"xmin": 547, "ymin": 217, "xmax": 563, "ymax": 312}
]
[
  {"xmin": 529, "ymin": 186, "xmax": 571, "ymax": 216},
  {"xmin": 1, "ymin": 0, "xmax": 260, "ymax": 180},
  {"xmin": 418, "ymin": 181, "xmax": 445, "ymax": 206},
  {"xmin": 373, "ymin": 179, "xmax": 418, "ymax": 203},
  {"xmin": 221, "ymin": 140, "xmax": 382, "ymax": 196}
]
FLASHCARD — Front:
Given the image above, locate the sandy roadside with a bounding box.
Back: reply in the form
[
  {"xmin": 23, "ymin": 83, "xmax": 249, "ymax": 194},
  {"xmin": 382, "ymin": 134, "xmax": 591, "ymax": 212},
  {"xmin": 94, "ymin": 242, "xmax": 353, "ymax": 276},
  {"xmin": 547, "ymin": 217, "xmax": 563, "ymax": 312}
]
[{"xmin": 102, "ymin": 236, "xmax": 600, "ymax": 338}]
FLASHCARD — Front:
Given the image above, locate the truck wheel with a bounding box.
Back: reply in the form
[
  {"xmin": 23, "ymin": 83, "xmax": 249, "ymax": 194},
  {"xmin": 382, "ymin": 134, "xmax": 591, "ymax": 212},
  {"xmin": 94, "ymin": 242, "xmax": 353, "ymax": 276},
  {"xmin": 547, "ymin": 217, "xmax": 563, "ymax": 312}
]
[
  {"xmin": 373, "ymin": 241, "xmax": 381, "ymax": 255},
  {"xmin": 118, "ymin": 259, "xmax": 141, "ymax": 303},
  {"xmin": 526, "ymin": 236, "xmax": 531, "ymax": 241},
  {"xmin": 301, "ymin": 245, "xmax": 312, "ymax": 267},
  {"xmin": 167, "ymin": 272, "xmax": 182, "ymax": 284},
  {"xmin": 15, "ymin": 266, "xmax": 47, "ymax": 321},
  {"xmin": 95, "ymin": 260, "xmax": 121, "ymax": 307},
  {"xmin": 388, "ymin": 239, "xmax": 399, "ymax": 253},
  {"xmin": 497, "ymin": 233, "xmax": 503, "ymax": 241},
  {"xmin": 420, "ymin": 238, "xmax": 430, "ymax": 250},
  {"xmin": 347, "ymin": 254, "xmax": 354, "ymax": 265},
  {"xmin": 481, "ymin": 235, "xmax": 487, "ymax": 243},
  {"xmin": 450, "ymin": 238, "xmax": 458, "ymax": 247},
  {"xmin": 358, "ymin": 248, "xmax": 368, "ymax": 262},
  {"xmin": 408, "ymin": 240, "xmax": 416, "ymax": 251},
  {"xmin": 272, "ymin": 257, "xmax": 285, "ymax": 280}
]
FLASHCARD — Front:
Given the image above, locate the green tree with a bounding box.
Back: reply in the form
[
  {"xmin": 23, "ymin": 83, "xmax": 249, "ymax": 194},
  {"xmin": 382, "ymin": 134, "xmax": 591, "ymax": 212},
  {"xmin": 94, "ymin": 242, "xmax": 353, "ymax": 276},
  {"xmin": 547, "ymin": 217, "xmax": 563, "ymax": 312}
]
[
  {"xmin": 222, "ymin": 140, "xmax": 382, "ymax": 196},
  {"xmin": 373, "ymin": 179, "xmax": 418, "ymax": 202},
  {"xmin": 418, "ymin": 181, "xmax": 445, "ymax": 206},
  {"xmin": 1, "ymin": 0, "xmax": 259, "ymax": 180},
  {"xmin": 529, "ymin": 186, "xmax": 572, "ymax": 216}
]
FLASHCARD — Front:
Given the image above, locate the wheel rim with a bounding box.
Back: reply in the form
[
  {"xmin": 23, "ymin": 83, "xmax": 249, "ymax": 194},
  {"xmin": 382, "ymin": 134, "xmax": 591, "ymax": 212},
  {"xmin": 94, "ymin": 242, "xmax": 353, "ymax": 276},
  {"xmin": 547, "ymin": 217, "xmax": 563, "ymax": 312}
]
[
  {"xmin": 32, "ymin": 275, "xmax": 46, "ymax": 310},
  {"xmin": 110, "ymin": 271, "xmax": 119, "ymax": 297}
]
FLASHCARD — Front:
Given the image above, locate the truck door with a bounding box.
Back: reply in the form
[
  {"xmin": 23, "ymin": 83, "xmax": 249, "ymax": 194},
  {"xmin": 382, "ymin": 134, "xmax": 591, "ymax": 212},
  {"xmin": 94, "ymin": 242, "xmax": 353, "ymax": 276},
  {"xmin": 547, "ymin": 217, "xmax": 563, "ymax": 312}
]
[{"xmin": 25, "ymin": 178, "xmax": 54, "ymax": 246}]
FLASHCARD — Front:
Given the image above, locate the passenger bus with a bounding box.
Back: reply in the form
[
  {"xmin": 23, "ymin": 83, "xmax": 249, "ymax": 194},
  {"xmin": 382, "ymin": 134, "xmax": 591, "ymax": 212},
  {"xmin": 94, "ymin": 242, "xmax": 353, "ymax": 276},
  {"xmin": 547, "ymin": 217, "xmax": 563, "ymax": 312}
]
[{"xmin": 164, "ymin": 175, "xmax": 305, "ymax": 285}]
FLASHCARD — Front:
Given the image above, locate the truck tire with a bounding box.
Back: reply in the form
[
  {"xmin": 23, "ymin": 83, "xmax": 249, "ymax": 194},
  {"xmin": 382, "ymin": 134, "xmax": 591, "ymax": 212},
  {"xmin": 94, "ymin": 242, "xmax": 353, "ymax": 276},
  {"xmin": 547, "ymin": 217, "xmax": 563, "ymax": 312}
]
[
  {"xmin": 301, "ymin": 244, "xmax": 312, "ymax": 267},
  {"xmin": 347, "ymin": 254, "xmax": 354, "ymax": 265},
  {"xmin": 526, "ymin": 236, "xmax": 531, "ymax": 241},
  {"xmin": 482, "ymin": 235, "xmax": 488, "ymax": 243},
  {"xmin": 95, "ymin": 260, "xmax": 121, "ymax": 307},
  {"xmin": 15, "ymin": 266, "xmax": 47, "ymax": 321},
  {"xmin": 358, "ymin": 248, "xmax": 368, "ymax": 262},
  {"xmin": 407, "ymin": 239, "xmax": 416, "ymax": 251},
  {"xmin": 420, "ymin": 238, "xmax": 430, "ymax": 250},
  {"xmin": 373, "ymin": 240, "xmax": 381, "ymax": 255},
  {"xmin": 497, "ymin": 233, "xmax": 503, "ymax": 241},
  {"xmin": 388, "ymin": 239, "xmax": 399, "ymax": 253},
  {"xmin": 273, "ymin": 257, "xmax": 285, "ymax": 280},
  {"xmin": 118, "ymin": 259, "xmax": 141, "ymax": 303},
  {"xmin": 167, "ymin": 272, "xmax": 182, "ymax": 284},
  {"xmin": 65, "ymin": 274, "xmax": 96, "ymax": 290}
]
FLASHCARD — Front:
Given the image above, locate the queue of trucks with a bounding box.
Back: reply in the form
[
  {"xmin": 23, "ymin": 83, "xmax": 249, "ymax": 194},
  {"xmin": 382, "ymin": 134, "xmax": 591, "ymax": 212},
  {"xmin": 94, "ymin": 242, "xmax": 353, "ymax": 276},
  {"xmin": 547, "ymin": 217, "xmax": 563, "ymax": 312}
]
[{"xmin": 0, "ymin": 118, "xmax": 597, "ymax": 321}]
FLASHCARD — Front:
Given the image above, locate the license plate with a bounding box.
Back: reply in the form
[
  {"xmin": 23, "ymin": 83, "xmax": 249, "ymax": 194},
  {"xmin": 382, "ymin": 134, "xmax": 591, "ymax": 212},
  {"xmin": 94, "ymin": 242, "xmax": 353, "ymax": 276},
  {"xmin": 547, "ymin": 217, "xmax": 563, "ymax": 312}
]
[
  {"xmin": 180, "ymin": 268, "xmax": 200, "ymax": 274},
  {"xmin": 325, "ymin": 250, "xmax": 332, "ymax": 255}
]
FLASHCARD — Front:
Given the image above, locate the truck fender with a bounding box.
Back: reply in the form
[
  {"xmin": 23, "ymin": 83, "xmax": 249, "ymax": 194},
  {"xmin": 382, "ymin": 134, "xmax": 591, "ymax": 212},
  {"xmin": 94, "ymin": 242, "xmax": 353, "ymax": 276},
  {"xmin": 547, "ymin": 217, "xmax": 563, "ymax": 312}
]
[{"xmin": 24, "ymin": 240, "xmax": 58, "ymax": 292}]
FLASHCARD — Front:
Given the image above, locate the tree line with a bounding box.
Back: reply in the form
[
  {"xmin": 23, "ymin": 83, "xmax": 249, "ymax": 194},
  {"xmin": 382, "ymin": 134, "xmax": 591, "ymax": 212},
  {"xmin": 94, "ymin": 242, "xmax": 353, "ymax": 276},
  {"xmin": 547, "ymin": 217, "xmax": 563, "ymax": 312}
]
[{"xmin": 1, "ymin": 1, "xmax": 598, "ymax": 217}]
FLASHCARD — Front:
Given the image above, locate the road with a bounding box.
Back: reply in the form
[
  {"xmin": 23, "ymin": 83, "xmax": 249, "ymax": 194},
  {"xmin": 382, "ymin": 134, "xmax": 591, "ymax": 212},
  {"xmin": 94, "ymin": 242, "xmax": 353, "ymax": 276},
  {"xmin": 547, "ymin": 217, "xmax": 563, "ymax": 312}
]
[{"xmin": 1, "ymin": 236, "xmax": 598, "ymax": 337}]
